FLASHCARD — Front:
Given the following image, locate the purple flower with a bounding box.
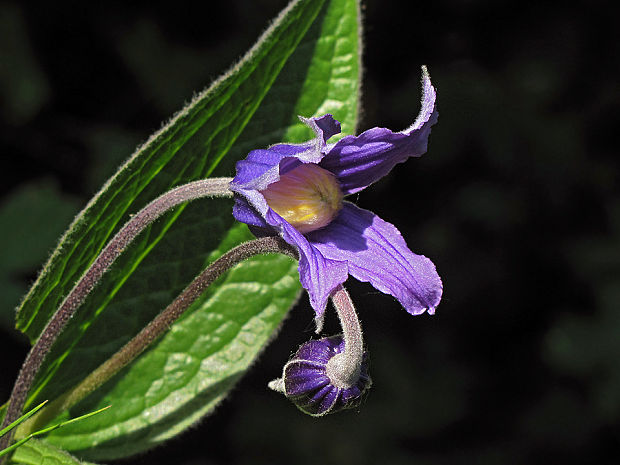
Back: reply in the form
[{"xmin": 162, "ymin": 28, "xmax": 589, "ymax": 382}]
[
  {"xmin": 230, "ymin": 67, "xmax": 442, "ymax": 320},
  {"xmin": 275, "ymin": 335, "xmax": 371, "ymax": 416}
]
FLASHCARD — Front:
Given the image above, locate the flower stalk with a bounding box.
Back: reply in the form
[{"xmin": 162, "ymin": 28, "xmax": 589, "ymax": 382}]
[
  {"xmin": 269, "ymin": 284, "xmax": 370, "ymax": 416},
  {"xmin": 15, "ymin": 236, "xmax": 297, "ymax": 438},
  {"xmin": 0, "ymin": 178, "xmax": 233, "ymax": 449},
  {"xmin": 325, "ymin": 285, "xmax": 364, "ymax": 389}
]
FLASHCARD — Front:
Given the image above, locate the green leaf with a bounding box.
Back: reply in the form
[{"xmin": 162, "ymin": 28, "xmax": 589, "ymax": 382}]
[
  {"xmin": 0, "ymin": 404, "xmax": 6, "ymax": 427},
  {"xmin": 14, "ymin": 0, "xmax": 360, "ymax": 460},
  {"xmin": 42, "ymin": 227, "xmax": 300, "ymax": 459},
  {"xmin": 19, "ymin": 0, "xmax": 327, "ymax": 406},
  {"xmin": 9, "ymin": 439, "xmax": 96, "ymax": 465},
  {"xmin": 16, "ymin": 0, "xmax": 327, "ymax": 344}
]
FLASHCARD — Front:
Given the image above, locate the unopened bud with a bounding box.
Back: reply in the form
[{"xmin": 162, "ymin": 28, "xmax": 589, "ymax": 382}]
[{"xmin": 269, "ymin": 335, "xmax": 371, "ymax": 416}]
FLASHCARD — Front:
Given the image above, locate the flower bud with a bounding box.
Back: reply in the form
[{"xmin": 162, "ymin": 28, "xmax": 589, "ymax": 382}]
[{"xmin": 270, "ymin": 335, "xmax": 371, "ymax": 416}]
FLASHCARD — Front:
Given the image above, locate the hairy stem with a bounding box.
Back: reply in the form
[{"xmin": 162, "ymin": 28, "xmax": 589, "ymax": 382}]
[
  {"xmin": 325, "ymin": 285, "xmax": 364, "ymax": 388},
  {"xmin": 17, "ymin": 236, "xmax": 297, "ymax": 438},
  {"xmin": 0, "ymin": 178, "xmax": 233, "ymax": 449}
]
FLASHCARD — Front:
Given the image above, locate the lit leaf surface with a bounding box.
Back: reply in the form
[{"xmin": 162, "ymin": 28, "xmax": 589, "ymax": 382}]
[
  {"xmin": 9, "ymin": 439, "xmax": 96, "ymax": 465},
  {"xmin": 12, "ymin": 0, "xmax": 360, "ymax": 460}
]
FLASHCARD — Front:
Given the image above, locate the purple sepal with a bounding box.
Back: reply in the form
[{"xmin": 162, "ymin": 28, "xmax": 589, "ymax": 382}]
[
  {"xmin": 231, "ymin": 195, "xmax": 270, "ymax": 229},
  {"xmin": 282, "ymin": 336, "xmax": 371, "ymax": 416},
  {"xmin": 320, "ymin": 66, "xmax": 437, "ymax": 195},
  {"xmin": 230, "ymin": 114, "xmax": 341, "ymax": 191},
  {"xmin": 230, "ymin": 68, "xmax": 442, "ymax": 318},
  {"xmin": 308, "ymin": 202, "xmax": 443, "ymax": 315},
  {"xmin": 232, "ymin": 177, "xmax": 349, "ymax": 318},
  {"xmin": 270, "ymin": 212, "xmax": 349, "ymax": 317},
  {"xmin": 229, "ymin": 115, "xmax": 349, "ymax": 317}
]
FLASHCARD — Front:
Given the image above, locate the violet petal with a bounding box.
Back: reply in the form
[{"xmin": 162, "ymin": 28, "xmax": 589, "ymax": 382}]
[
  {"xmin": 320, "ymin": 67, "xmax": 438, "ymax": 195},
  {"xmin": 230, "ymin": 114, "xmax": 340, "ymax": 191},
  {"xmin": 294, "ymin": 336, "xmax": 342, "ymax": 365},
  {"xmin": 308, "ymin": 202, "xmax": 443, "ymax": 315},
  {"xmin": 265, "ymin": 209, "xmax": 349, "ymax": 316},
  {"xmin": 231, "ymin": 195, "xmax": 270, "ymax": 229}
]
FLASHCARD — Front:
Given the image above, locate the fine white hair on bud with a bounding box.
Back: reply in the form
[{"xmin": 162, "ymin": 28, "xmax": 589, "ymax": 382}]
[
  {"xmin": 269, "ymin": 285, "xmax": 370, "ymax": 416},
  {"xmin": 270, "ymin": 335, "xmax": 371, "ymax": 416}
]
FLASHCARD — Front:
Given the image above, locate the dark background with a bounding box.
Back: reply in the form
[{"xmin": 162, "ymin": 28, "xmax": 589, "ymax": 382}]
[{"xmin": 1, "ymin": 0, "xmax": 619, "ymax": 464}]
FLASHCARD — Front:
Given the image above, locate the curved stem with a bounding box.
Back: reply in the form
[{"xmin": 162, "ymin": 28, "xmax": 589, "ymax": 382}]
[
  {"xmin": 325, "ymin": 285, "xmax": 364, "ymax": 389},
  {"xmin": 17, "ymin": 236, "xmax": 297, "ymax": 437},
  {"xmin": 0, "ymin": 178, "xmax": 233, "ymax": 447}
]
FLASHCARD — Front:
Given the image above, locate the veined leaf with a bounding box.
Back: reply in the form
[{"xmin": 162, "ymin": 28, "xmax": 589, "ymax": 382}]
[
  {"xmin": 14, "ymin": 0, "xmax": 360, "ymax": 460},
  {"xmin": 9, "ymin": 439, "xmax": 96, "ymax": 465}
]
